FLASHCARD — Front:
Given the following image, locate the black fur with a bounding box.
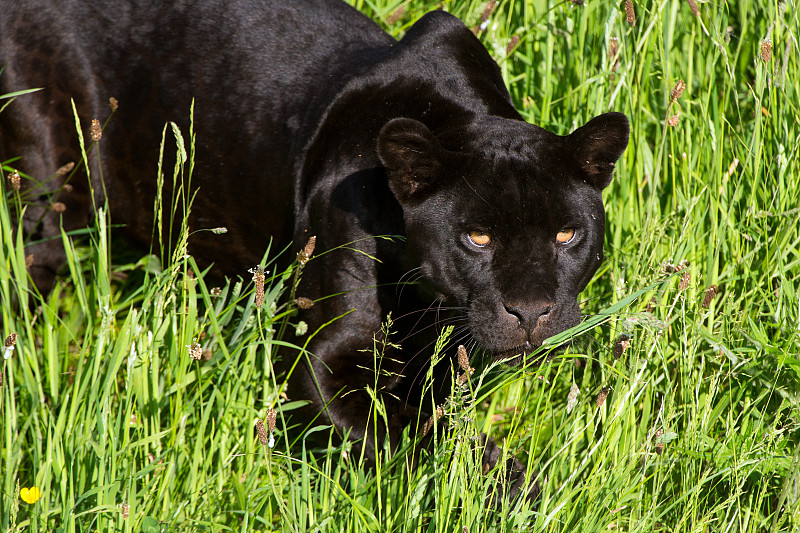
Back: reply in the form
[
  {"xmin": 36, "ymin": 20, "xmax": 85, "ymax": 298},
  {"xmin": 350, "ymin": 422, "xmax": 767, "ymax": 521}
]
[{"xmin": 0, "ymin": 0, "xmax": 629, "ymax": 502}]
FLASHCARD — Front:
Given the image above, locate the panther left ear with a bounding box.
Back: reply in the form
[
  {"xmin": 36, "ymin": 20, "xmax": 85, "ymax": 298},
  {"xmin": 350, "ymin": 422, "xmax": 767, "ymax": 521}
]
[
  {"xmin": 377, "ymin": 118, "xmax": 444, "ymax": 203},
  {"xmin": 569, "ymin": 112, "xmax": 630, "ymax": 189}
]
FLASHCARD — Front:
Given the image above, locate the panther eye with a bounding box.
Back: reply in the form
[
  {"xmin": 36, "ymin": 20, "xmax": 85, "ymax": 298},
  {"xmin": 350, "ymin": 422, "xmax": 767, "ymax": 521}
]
[
  {"xmin": 556, "ymin": 228, "xmax": 575, "ymax": 244},
  {"xmin": 468, "ymin": 230, "xmax": 491, "ymax": 247}
]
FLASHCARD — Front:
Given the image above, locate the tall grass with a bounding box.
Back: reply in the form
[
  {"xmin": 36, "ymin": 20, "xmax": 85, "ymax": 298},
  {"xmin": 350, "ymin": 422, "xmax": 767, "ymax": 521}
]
[{"xmin": 2, "ymin": 0, "xmax": 798, "ymax": 531}]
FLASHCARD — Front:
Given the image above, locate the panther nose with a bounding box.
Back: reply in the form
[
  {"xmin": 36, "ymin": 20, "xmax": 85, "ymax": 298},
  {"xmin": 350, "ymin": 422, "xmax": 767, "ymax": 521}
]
[{"xmin": 503, "ymin": 302, "xmax": 553, "ymax": 333}]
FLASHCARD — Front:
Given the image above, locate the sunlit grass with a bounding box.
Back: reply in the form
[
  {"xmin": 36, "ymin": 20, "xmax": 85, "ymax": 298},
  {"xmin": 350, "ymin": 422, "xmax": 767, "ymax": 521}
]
[{"xmin": 2, "ymin": 0, "xmax": 798, "ymax": 531}]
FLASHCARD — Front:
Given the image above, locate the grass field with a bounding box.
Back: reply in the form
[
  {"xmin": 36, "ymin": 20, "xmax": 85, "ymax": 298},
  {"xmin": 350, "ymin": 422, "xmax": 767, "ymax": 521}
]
[{"xmin": 2, "ymin": 0, "xmax": 799, "ymax": 531}]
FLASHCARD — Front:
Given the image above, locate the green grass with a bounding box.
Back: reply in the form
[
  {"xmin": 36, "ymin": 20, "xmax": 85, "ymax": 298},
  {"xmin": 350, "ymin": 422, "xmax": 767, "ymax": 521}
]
[{"xmin": 2, "ymin": 0, "xmax": 799, "ymax": 531}]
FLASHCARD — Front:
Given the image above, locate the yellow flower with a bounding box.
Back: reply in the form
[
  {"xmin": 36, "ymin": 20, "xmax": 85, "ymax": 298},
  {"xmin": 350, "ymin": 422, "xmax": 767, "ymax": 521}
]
[{"xmin": 20, "ymin": 486, "xmax": 41, "ymax": 504}]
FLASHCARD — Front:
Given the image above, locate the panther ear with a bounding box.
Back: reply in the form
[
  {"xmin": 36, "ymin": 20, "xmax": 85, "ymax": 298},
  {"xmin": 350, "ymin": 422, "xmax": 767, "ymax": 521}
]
[
  {"xmin": 569, "ymin": 112, "xmax": 630, "ymax": 189},
  {"xmin": 377, "ymin": 118, "xmax": 444, "ymax": 203}
]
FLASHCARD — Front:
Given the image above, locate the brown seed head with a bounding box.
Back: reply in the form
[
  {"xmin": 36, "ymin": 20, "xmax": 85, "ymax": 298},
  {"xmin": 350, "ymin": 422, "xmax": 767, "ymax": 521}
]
[
  {"xmin": 121, "ymin": 502, "xmax": 129, "ymax": 519},
  {"xmin": 90, "ymin": 119, "xmax": 102, "ymax": 142},
  {"xmin": 386, "ymin": 5, "xmax": 405, "ymax": 25},
  {"xmin": 51, "ymin": 202, "xmax": 67, "ymax": 213},
  {"xmin": 654, "ymin": 429, "xmax": 665, "ymax": 454},
  {"xmin": 210, "ymin": 287, "xmax": 222, "ymax": 297},
  {"xmin": 761, "ymin": 39, "xmax": 773, "ymax": 62},
  {"xmin": 188, "ymin": 342, "xmax": 202, "ymax": 360},
  {"xmin": 421, "ymin": 404, "xmax": 446, "ymax": 437},
  {"xmin": 679, "ymin": 270, "xmax": 691, "ymax": 290},
  {"xmin": 667, "ymin": 114, "xmax": 680, "ymax": 127},
  {"xmin": 265, "ymin": 407, "xmax": 277, "ymax": 432},
  {"xmin": 251, "ymin": 265, "xmax": 266, "ymax": 307},
  {"xmin": 63, "ymin": 183, "xmax": 74, "ymax": 193},
  {"xmin": 609, "ymin": 37, "xmax": 619, "ymax": 66},
  {"xmin": 702, "ymin": 284, "xmax": 719, "ymax": 307},
  {"xmin": 109, "ymin": 97, "xmax": 119, "ymax": 112},
  {"xmin": 670, "ymin": 80, "xmax": 686, "ymax": 102},
  {"xmin": 506, "ymin": 35, "xmax": 520, "ymax": 56},
  {"xmin": 685, "ymin": 0, "xmax": 700, "ymax": 17},
  {"xmin": 613, "ymin": 333, "xmax": 631, "ymax": 358},
  {"xmin": 297, "ymin": 236, "xmax": 316, "ymax": 264},
  {"xmin": 481, "ymin": 0, "xmax": 497, "ymax": 23},
  {"xmin": 25, "ymin": 254, "xmax": 34, "ymax": 269},
  {"xmin": 202, "ymin": 348, "xmax": 212, "ymax": 361},
  {"xmin": 596, "ymin": 387, "xmax": 611, "ymax": 408},
  {"xmin": 294, "ymin": 296, "xmax": 314, "ymax": 309},
  {"xmin": 5, "ymin": 333, "xmax": 17, "ymax": 348},
  {"xmin": 625, "ymin": 0, "xmax": 636, "ymax": 25},
  {"xmin": 56, "ymin": 162, "xmax": 75, "ymax": 177},
  {"xmin": 255, "ymin": 419, "xmax": 269, "ymax": 445},
  {"xmin": 8, "ymin": 170, "xmax": 21, "ymax": 191}
]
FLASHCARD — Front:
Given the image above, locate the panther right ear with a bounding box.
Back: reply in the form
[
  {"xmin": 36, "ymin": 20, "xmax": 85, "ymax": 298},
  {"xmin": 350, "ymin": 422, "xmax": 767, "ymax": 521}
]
[{"xmin": 377, "ymin": 118, "xmax": 444, "ymax": 203}]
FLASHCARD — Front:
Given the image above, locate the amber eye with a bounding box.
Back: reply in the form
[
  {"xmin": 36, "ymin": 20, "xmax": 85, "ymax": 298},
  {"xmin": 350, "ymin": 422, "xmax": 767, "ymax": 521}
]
[
  {"xmin": 468, "ymin": 231, "xmax": 491, "ymax": 247},
  {"xmin": 556, "ymin": 228, "xmax": 575, "ymax": 244}
]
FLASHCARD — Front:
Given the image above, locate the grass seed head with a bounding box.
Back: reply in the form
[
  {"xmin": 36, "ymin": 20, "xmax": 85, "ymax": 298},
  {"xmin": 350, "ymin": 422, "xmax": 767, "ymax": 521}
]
[
  {"xmin": 613, "ymin": 333, "xmax": 631, "ymax": 358},
  {"xmin": 596, "ymin": 386, "xmax": 611, "ymax": 407},
  {"xmin": 625, "ymin": 0, "xmax": 636, "ymax": 25},
  {"xmin": 386, "ymin": 5, "xmax": 405, "ymax": 25},
  {"xmin": 670, "ymin": 80, "xmax": 686, "ymax": 102},
  {"xmin": 481, "ymin": 0, "xmax": 497, "ymax": 23},
  {"xmin": 90, "ymin": 119, "xmax": 102, "ymax": 142},
  {"xmin": 121, "ymin": 502, "xmax": 129, "ymax": 519},
  {"xmin": 109, "ymin": 96, "xmax": 119, "ymax": 112},
  {"xmin": 506, "ymin": 35, "xmax": 520, "ymax": 56},
  {"xmin": 297, "ymin": 236, "xmax": 316, "ymax": 264},
  {"xmin": 25, "ymin": 254, "xmax": 34, "ymax": 269},
  {"xmin": 685, "ymin": 0, "xmax": 700, "ymax": 17},
  {"xmin": 188, "ymin": 342, "xmax": 202, "ymax": 360},
  {"xmin": 667, "ymin": 114, "xmax": 680, "ymax": 127},
  {"xmin": 8, "ymin": 170, "xmax": 21, "ymax": 191},
  {"xmin": 702, "ymin": 284, "xmax": 719, "ymax": 307},
  {"xmin": 251, "ymin": 265, "xmax": 266, "ymax": 307},
  {"xmin": 294, "ymin": 296, "xmax": 314, "ymax": 309},
  {"xmin": 51, "ymin": 202, "xmax": 67, "ymax": 213},
  {"xmin": 761, "ymin": 39, "xmax": 772, "ymax": 62},
  {"xmin": 265, "ymin": 408, "xmax": 277, "ymax": 432},
  {"xmin": 255, "ymin": 419, "xmax": 269, "ymax": 445},
  {"xmin": 56, "ymin": 162, "xmax": 75, "ymax": 177},
  {"xmin": 654, "ymin": 429, "xmax": 665, "ymax": 454},
  {"xmin": 679, "ymin": 270, "xmax": 691, "ymax": 290},
  {"xmin": 5, "ymin": 333, "xmax": 17, "ymax": 348}
]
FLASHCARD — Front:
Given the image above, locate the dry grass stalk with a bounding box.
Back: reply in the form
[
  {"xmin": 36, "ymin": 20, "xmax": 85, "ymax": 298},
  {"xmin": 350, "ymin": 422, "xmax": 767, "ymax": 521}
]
[
  {"xmin": 685, "ymin": 0, "xmax": 700, "ymax": 17},
  {"xmin": 90, "ymin": 119, "xmax": 102, "ymax": 142}
]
